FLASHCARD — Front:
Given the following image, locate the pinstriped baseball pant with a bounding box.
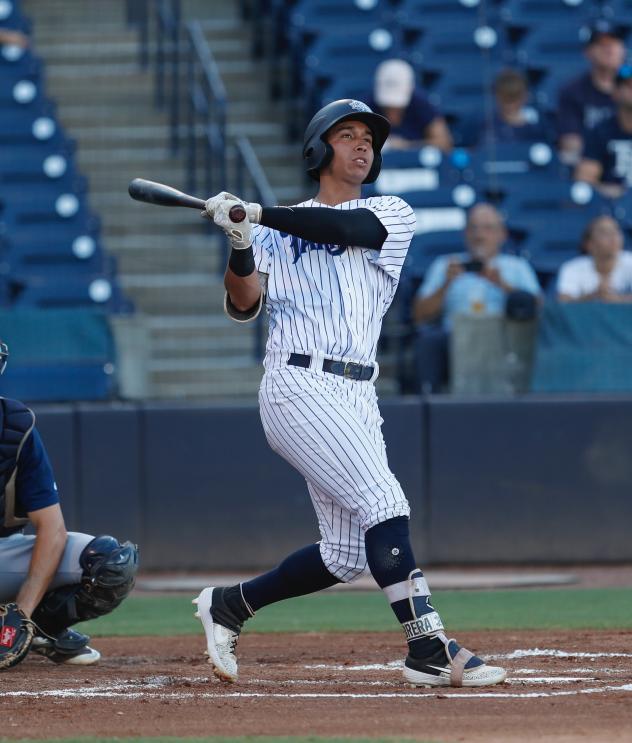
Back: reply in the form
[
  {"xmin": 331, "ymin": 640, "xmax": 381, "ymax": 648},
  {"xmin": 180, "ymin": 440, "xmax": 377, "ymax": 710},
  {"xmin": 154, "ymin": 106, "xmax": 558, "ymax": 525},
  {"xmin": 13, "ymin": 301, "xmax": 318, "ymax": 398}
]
[{"xmin": 259, "ymin": 365, "xmax": 410, "ymax": 583}]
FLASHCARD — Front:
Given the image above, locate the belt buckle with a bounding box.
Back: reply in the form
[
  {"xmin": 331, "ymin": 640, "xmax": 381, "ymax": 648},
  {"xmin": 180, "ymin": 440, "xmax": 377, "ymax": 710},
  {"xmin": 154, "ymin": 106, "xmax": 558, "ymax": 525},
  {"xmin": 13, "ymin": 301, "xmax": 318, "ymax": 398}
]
[{"xmin": 343, "ymin": 361, "xmax": 361, "ymax": 380}]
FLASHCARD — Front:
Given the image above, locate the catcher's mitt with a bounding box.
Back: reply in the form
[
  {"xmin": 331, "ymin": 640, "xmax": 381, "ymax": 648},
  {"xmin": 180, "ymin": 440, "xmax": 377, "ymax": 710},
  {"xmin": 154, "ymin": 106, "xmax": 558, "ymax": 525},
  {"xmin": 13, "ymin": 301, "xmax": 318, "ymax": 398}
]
[{"xmin": 0, "ymin": 603, "xmax": 34, "ymax": 670}]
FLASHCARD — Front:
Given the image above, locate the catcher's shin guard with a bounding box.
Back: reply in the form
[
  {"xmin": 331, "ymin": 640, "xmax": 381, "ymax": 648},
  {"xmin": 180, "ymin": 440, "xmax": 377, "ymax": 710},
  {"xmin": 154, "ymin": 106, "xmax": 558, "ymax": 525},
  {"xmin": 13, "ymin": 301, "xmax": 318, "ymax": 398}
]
[{"xmin": 32, "ymin": 535, "xmax": 139, "ymax": 636}]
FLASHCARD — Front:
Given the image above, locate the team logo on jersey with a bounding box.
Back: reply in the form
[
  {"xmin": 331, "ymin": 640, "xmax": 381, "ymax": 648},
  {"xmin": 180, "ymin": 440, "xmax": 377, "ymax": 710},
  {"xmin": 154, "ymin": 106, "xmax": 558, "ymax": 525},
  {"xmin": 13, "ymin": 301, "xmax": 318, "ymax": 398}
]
[{"xmin": 281, "ymin": 232, "xmax": 347, "ymax": 263}]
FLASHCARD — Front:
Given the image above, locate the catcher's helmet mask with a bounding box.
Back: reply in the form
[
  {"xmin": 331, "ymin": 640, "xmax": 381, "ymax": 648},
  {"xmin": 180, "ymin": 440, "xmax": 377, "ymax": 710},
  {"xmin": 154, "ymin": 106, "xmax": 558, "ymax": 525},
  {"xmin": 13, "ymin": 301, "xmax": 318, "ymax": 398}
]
[{"xmin": 303, "ymin": 99, "xmax": 390, "ymax": 184}]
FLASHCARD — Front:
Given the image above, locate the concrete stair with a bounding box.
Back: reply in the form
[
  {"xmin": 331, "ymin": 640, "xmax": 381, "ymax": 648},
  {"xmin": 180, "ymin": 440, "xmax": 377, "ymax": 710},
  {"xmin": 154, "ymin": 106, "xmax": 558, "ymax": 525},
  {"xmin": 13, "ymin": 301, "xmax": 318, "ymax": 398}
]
[{"xmin": 19, "ymin": 0, "xmax": 294, "ymax": 400}]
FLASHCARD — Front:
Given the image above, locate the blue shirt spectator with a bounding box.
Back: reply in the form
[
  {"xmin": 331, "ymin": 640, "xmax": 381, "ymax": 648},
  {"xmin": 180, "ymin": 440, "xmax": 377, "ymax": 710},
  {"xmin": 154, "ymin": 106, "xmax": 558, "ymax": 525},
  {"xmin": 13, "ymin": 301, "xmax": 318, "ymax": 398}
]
[
  {"xmin": 414, "ymin": 204, "xmax": 541, "ymax": 329},
  {"xmin": 419, "ymin": 252, "xmax": 541, "ymax": 328},
  {"xmin": 368, "ymin": 59, "xmax": 452, "ymax": 153}
]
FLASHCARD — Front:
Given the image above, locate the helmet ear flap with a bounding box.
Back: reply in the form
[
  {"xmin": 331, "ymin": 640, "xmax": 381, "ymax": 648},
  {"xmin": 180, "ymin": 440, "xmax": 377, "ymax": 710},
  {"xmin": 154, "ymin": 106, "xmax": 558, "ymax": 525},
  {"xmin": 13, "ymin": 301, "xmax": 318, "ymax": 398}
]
[{"xmin": 306, "ymin": 142, "xmax": 334, "ymax": 181}]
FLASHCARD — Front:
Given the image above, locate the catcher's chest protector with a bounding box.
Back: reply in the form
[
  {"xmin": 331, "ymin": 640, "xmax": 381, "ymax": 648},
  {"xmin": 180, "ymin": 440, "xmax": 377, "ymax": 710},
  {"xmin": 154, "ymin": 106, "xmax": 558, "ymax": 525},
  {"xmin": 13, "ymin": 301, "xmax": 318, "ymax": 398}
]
[{"xmin": 0, "ymin": 398, "xmax": 35, "ymax": 537}]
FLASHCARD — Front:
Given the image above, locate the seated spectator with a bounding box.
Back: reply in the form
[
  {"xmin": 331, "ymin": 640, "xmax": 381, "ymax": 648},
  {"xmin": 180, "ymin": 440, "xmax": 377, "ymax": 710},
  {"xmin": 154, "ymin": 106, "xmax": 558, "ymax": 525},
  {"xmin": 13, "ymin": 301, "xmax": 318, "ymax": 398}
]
[
  {"xmin": 575, "ymin": 65, "xmax": 632, "ymax": 199},
  {"xmin": 557, "ymin": 19, "xmax": 626, "ymax": 166},
  {"xmin": 466, "ymin": 68, "xmax": 550, "ymax": 147},
  {"xmin": 412, "ymin": 204, "xmax": 540, "ymax": 393},
  {"xmin": 557, "ymin": 215, "xmax": 632, "ymax": 302},
  {"xmin": 368, "ymin": 58, "xmax": 453, "ymax": 153}
]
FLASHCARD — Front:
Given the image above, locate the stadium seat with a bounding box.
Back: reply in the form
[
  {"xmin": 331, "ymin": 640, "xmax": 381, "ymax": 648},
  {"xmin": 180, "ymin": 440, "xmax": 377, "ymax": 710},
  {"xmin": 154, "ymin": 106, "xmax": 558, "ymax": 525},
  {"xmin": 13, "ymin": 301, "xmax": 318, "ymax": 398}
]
[
  {"xmin": 410, "ymin": 25, "xmax": 508, "ymax": 77},
  {"xmin": 501, "ymin": 179, "xmax": 609, "ymax": 222},
  {"xmin": 0, "ymin": 108, "xmax": 66, "ymax": 147},
  {"xmin": 506, "ymin": 211, "xmax": 589, "ymax": 277},
  {"xmin": 13, "ymin": 274, "xmax": 132, "ymax": 313},
  {"xmin": 460, "ymin": 141, "xmax": 567, "ymax": 200},
  {"xmin": 289, "ymin": 0, "xmax": 393, "ymax": 41},
  {"xmin": 500, "ymin": 0, "xmax": 594, "ymax": 31},
  {"xmin": 397, "ymin": 0, "xmax": 500, "ymax": 40},
  {"xmin": 0, "ymin": 307, "xmax": 117, "ymax": 402},
  {"xmin": 515, "ymin": 23, "xmax": 590, "ymax": 71}
]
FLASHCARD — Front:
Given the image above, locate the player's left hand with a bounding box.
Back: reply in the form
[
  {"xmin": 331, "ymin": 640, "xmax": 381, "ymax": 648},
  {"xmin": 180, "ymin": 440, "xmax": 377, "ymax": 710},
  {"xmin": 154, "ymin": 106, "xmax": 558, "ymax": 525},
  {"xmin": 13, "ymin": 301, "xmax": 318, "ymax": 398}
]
[
  {"xmin": 0, "ymin": 603, "xmax": 35, "ymax": 670},
  {"xmin": 214, "ymin": 199, "xmax": 254, "ymax": 250}
]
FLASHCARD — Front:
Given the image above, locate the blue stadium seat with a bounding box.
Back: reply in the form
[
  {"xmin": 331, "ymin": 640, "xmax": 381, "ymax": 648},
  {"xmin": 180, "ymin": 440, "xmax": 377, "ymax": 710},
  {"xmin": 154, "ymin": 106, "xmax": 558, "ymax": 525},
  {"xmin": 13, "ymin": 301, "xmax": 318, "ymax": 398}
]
[
  {"xmin": 501, "ymin": 179, "xmax": 609, "ymax": 221},
  {"xmin": 404, "ymin": 230, "xmax": 466, "ymax": 277},
  {"xmin": 0, "ymin": 307, "xmax": 117, "ymax": 402},
  {"xmin": 460, "ymin": 141, "xmax": 567, "ymax": 199},
  {"xmin": 364, "ymin": 147, "xmax": 461, "ymax": 196},
  {"xmin": 289, "ymin": 0, "xmax": 393, "ymax": 40},
  {"xmin": 397, "ymin": 0, "xmax": 499, "ymax": 33},
  {"xmin": 0, "ymin": 107, "xmax": 66, "ymax": 147},
  {"xmin": 0, "ymin": 1, "xmax": 31, "ymax": 32},
  {"xmin": 0, "ymin": 363, "xmax": 115, "ymax": 401},
  {"xmin": 507, "ymin": 211, "xmax": 589, "ymax": 276},
  {"xmin": 426, "ymin": 60, "xmax": 507, "ymax": 120},
  {"xmin": 514, "ymin": 23, "xmax": 591, "ymax": 71},
  {"xmin": 0, "ymin": 187, "xmax": 92, "ymax": 227},
  {"xmin": 13, "ymin": 274, "xmax": 132, "ymax": 313},
  {"xmin": 302, "ymin": 29, "xmax": 403, "ymax": 89},
  {"xmin": 500, "ymin": 0, "xmax": 594, "ymax": 31},
  {"xmin": 0, "ymin": 77, "xmax": 43, "ymax": 107},
  {"xmin": 411, "ymin": 25, "xmax": 508, "ymax": 77}
]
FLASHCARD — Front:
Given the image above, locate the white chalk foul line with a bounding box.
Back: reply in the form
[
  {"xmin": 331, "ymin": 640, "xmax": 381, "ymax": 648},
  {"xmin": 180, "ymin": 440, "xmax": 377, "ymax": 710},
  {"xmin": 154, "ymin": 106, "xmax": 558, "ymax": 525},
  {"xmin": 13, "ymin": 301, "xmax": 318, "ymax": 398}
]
[
  {"xmin": 494, "ymin": 649, "xmax": 632, "ymax": 660},
  {"xmin": 2, "ymin": 684, "xmax": 632, "ymax": 701}
]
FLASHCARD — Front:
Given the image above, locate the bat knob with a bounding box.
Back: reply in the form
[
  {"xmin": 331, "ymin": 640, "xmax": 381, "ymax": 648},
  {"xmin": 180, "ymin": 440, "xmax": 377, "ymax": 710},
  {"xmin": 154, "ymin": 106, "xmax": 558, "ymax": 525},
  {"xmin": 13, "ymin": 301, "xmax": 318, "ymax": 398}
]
[{"xmin": 229, "ymin": 205, "xmax": 247, "ymax": 223}]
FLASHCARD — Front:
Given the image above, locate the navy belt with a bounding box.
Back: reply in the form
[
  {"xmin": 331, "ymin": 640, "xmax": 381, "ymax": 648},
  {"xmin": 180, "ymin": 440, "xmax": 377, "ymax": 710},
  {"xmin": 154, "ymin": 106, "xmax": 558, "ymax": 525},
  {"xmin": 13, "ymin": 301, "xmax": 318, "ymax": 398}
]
[{"xmin": 288, "ymin": 353, "xmax": 374, "ymax": 381}]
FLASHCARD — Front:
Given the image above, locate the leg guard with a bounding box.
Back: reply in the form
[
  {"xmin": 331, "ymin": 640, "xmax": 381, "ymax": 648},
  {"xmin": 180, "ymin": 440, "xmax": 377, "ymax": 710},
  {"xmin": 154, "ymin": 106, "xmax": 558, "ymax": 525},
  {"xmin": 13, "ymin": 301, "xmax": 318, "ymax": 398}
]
[
  {"xmin": 383, "ymin": 569, "xmax": 445, "ymax": 642},
  {"xmin": 32, "ymin": 535, "xmax": 139, "ymax": 637}
]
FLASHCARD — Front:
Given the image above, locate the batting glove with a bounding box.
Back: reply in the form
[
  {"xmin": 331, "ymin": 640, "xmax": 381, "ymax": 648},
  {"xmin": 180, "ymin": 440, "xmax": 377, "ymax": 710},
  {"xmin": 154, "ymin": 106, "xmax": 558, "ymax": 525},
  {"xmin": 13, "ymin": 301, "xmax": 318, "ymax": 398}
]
[
  {"xmin": 214, "ymin": 199, "xmax": 253, "ymax": 250},
  {"xmin": 204, "ymin": 192, "xmax": 262, "ymax": 224}
]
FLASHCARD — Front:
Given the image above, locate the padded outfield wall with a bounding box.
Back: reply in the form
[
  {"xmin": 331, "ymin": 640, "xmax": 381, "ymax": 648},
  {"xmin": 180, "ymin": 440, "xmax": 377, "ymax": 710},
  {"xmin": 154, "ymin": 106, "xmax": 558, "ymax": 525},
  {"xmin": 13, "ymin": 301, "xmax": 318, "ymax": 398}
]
[{"xmin": 32, "ymin": 396, "xmax": 632, "ymax": 569}]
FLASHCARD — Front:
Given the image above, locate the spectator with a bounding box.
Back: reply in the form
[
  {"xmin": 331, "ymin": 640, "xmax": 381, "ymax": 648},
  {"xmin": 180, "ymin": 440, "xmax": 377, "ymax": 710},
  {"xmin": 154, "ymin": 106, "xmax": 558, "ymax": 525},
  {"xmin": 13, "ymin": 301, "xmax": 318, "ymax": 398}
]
[
  {"xmin": 575, "ymin": 65, "xmax": 632, "ymax": 199},
  {"xmin": 412, "ymin": 204, "xmax": 540, "ymax": 392},
  {"xmin": 368, "ymin": 58, "xmax": 452, "ymax": 153},
  {"xmin": 466, "ymin": 68, "xmax": 550, "ymax": 147},
  {"xmin": 557, "ymin": 19, "xmax": 626, "ymax": 165},
  {"xmin": 557, "ymin": 215, "xmax": 632, "ymax": 302}
]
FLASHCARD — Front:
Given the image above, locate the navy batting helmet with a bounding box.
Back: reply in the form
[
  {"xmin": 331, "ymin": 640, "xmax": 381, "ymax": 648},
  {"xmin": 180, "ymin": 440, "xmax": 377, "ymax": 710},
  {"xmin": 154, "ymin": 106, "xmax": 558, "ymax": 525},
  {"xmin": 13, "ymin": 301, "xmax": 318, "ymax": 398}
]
[{"xmin": 303, "ymin": 99, "xmax": 390, "ymax": 184}]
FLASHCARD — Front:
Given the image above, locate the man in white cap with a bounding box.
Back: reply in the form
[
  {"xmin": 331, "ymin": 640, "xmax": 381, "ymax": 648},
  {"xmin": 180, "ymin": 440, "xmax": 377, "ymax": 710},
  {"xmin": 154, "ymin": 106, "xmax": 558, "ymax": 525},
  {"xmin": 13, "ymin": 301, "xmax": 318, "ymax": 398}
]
[{"xmin": 369, "ymin": 59, "xmax": 452, "ymax": 152}]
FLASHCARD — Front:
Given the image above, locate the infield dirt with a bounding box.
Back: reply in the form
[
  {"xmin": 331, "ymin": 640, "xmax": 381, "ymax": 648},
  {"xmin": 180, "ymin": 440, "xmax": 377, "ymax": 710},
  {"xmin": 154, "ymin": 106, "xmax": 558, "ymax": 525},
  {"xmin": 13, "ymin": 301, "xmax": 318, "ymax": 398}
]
[{"xmin": 2, "ymin": 630, "xmax": 632, "ymax": 743}]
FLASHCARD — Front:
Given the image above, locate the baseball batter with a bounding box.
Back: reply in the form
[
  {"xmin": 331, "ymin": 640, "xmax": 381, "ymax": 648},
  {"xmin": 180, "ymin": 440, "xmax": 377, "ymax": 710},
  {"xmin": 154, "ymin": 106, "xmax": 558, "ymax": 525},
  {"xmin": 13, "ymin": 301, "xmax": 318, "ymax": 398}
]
[{"xmin": 195, "ymin": 99, "xmax": 506, "ymax": 688}]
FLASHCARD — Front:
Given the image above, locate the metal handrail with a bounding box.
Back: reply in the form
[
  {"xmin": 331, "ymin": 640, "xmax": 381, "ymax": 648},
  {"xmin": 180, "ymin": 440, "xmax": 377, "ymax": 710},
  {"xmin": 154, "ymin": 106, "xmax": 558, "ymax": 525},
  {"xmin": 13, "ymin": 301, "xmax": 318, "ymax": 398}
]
[
  {"xmin": 234, "ymin": 137, "xmax": 276, "ymax": 208},
  {"xmin": 184, "ymin": 20, "xmax": 227, "ymax": 198}
]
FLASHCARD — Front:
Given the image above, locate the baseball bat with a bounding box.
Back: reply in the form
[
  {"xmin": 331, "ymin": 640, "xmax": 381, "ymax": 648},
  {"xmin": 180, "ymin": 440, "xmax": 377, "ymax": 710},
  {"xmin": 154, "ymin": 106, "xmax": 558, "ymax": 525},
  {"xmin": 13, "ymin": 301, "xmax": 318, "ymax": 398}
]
[{"xmin": 128, "ymin": 178, "xmax": 246, "ymax": 222}]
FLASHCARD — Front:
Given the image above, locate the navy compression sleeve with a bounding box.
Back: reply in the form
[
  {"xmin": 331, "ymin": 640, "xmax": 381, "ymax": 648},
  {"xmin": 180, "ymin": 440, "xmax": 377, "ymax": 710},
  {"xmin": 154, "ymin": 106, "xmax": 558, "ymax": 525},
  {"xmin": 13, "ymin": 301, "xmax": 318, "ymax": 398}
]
[{"xmin": 259, "ymin": 206, "xmax": 388, "ymax": 250}]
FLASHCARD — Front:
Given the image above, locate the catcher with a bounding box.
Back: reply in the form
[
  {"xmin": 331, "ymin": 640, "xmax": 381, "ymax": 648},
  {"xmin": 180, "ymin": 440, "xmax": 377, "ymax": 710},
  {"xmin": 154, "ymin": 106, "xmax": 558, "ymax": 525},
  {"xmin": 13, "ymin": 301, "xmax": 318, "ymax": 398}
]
[{"xmin": 0, "ymin": 340, "xmax": 138, "ymax": 670}]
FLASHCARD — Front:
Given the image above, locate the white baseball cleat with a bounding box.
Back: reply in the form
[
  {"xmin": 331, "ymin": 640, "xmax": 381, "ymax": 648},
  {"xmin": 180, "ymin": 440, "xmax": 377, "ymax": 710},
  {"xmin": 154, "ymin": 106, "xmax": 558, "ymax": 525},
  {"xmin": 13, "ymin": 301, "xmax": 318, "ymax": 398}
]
[
  {"xmin": 403, "ymin": 638, "xmax": 507, "ymax": 688},
  {"xmin": 193, "ymin": 587, "xmax": 239, "ymax": 683}
]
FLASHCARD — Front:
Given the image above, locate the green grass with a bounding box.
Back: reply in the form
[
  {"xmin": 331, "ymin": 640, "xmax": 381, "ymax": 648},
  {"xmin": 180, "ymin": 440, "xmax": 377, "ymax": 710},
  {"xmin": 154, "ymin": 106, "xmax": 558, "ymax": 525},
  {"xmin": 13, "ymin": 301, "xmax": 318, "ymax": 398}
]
[
  {"xmin": 0, "ymin": 739, "xmax": 438, "ymax": 743},
  {"xmin": 77, "ymin": 587, "xmax": 632, "ymax": 637}
]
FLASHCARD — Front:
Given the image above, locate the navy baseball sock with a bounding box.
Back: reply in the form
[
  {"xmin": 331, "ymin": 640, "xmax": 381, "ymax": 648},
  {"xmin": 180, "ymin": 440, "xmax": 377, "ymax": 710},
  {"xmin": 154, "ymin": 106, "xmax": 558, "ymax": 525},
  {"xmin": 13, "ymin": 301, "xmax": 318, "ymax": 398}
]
[
  {"xmin": 365, "ymin": 517, "xmax": 446, "ymax": 660},
  {"xmin": 237, "ymin": 543, "xmax": 341, "ymax": 612}
]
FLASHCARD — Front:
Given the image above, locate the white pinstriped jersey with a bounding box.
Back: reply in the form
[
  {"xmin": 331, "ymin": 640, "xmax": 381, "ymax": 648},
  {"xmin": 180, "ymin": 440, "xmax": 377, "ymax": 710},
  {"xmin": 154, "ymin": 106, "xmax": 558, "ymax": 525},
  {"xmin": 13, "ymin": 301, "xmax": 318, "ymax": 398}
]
[{"xmin": 251, "ymin": 196, "xmax": 416, "ymax": 366}]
